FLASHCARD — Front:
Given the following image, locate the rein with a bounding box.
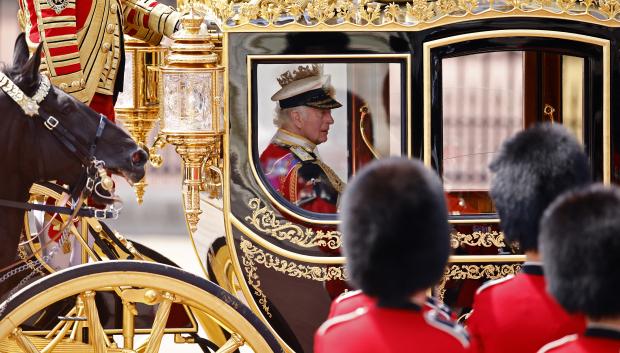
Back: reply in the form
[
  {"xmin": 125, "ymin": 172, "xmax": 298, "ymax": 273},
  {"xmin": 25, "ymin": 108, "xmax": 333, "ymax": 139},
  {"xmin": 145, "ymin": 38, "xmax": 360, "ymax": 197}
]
[{"xmin": 0, "ymin": 71, "xmax": 117, "ymax": 272}]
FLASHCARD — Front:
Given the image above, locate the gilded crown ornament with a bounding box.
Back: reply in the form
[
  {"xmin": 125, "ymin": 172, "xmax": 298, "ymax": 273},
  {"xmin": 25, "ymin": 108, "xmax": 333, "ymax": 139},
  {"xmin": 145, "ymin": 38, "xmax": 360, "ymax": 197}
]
[{"xmin": 276, "ymin": 64, "xmax": 323, "ymax": 87}]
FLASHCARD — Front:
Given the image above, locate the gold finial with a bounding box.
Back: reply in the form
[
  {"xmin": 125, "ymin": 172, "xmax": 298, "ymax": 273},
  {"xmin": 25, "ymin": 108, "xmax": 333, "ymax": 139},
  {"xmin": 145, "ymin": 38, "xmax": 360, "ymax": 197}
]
[
  {"xmin": 276, "ymin": 64, "xmax": 322, "ymax": 87},
  {"xmin": 180, "ymin": 4, "xmax": 204, "ymax": 35}
]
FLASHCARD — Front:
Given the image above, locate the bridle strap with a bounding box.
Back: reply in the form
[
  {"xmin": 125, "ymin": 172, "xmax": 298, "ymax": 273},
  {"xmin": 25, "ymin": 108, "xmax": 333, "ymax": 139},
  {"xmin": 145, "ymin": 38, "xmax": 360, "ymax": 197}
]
[{"xmin": 0, "ymin": 199, "xmax": 118, "ymax": 219}]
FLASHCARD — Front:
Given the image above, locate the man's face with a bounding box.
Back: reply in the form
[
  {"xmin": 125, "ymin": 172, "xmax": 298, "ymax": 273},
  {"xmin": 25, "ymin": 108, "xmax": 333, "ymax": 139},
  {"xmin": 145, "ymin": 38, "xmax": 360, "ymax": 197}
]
[{"xmin": 297, "ymin": 107, "xmax": 335, "ymax": 145}]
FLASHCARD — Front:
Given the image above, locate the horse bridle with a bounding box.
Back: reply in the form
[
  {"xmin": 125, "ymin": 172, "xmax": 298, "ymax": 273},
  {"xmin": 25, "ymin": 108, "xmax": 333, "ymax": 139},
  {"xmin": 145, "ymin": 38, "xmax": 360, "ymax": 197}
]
[{"xmin": 0, "ymin": 71, "xmax": 119, "ymax": 221}]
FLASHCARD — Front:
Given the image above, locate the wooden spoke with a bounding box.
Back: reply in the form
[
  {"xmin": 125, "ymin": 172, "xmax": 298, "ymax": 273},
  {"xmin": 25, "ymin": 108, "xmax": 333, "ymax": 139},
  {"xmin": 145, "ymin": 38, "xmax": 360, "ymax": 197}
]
[
  {"xmin": 81, "ymin": 291, "xmax": 108, "ymax": 353},
  {"xmin": 143, "ymin": 292, "xmax": 175, "ymax": 353},
  {"xmin": 122, "ymin": 301, "xmax": 137, "ymax": 350},
  {"xmin": 215, "ymin": 333, "xmax": 245, "ymax": 353},
  {"xmin": 44, "ymin": 306, "xmax": 76, "ymax": 339},
  {"xmin": 10, "ymin": 328, "xmax": 40, "ymax": 353}
]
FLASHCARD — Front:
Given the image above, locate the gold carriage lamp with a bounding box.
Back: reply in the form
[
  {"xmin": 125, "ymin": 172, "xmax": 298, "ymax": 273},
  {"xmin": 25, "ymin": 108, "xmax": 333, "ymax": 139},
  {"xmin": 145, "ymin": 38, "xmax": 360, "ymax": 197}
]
[
  {"xmin": 159, "ymin": 8, "xmax": 225, "ymax": 233},
  {"xmin": 115, "ymin": 36, "xmax": 166, "ymax": 204}
]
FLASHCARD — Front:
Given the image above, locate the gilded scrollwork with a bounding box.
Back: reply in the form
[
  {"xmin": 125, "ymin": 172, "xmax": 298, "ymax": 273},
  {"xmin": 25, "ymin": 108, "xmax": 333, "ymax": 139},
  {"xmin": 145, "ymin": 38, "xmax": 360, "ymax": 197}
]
[
  {"xmin": 238, "ymin": 237, "xmax": 346, "ymax": 316},
  {"xmin": 241, "ymin": 246, "xmax": 273, "ymax": 318},
  {"xmin": 450, "ymin": 230, "xmax": 506, "ymax": 249},
  {"xmin": 239, "ymin": 238, "xmax": 346, "ymax": 281},
  {"xmin": 183, "ymin": 0, "xmax": 620, "ymax": 28},
  {"xmin": 245, "ymin": 198, "xmax": 342, "ymax": 249},
  {"xmin": 436, "ymin": 263, "xmax": 521, "ymax": 300}
]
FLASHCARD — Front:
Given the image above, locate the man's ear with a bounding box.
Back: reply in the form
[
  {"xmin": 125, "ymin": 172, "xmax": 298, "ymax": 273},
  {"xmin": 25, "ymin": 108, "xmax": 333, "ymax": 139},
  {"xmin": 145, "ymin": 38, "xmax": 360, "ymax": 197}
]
[
  {"xmin": 290, "ymin": 109, "xmax": 304, "ymax": 129},
  {"xmin": 12, "ymin": 33, "xmax": 29, "ymax": 68}
]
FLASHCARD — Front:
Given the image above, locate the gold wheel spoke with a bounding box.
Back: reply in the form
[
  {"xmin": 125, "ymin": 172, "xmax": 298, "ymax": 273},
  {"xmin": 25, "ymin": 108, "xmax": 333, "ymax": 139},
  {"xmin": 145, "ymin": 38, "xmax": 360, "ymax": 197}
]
[
  {"xmin": 215, "ymin": 333, "xmax": 245, "ymax": 353},
  {"xmin": 144, "ymin": 292, "xmax": 175, "ymax": 353},
  {"xmin": 81, "ymin": 291, "xmax": 108, "ymax": 353},
  {"xmin": 44, "ymin": 306, "xmax": 76, "ymax": 339},
  {"xmin": 10, "ymin": 328, "xmax": 41, "ymax": 353}
]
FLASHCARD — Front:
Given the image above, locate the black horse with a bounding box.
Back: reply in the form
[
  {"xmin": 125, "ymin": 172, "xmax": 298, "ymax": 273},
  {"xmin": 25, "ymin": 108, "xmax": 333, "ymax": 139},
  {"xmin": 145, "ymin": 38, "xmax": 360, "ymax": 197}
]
[{"xmin": 0, "ymin": 34, "xmax": 147, "ymax": 294}]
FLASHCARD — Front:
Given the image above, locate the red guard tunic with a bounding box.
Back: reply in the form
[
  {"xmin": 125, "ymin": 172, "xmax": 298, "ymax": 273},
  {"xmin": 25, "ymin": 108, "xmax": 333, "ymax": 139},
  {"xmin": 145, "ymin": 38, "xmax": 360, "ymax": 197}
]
[
  {"xmin": 259, "ymin": 129, "xmax": 344, "ymax": 214},
  {"xmin": 467, "ymin": 263, "xmax": 586, "ymax": 353},
  {"xmin": 315, "ymin": 298, "xmax": 470, "ymax": 353},
  {"xmin": 18, "ymin": 0, "xmax": 180, "ymax": 119},
  {"xmin": 538, "ymin": 327, "xmax": 620, "ymax": 353}
]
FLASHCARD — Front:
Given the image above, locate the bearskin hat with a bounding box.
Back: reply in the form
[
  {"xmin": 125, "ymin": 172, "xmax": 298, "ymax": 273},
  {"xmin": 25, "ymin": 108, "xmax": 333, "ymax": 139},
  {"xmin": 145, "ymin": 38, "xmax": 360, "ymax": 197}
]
[
  {"xmin": 340, "ymin": 157, "xmax": 450, "ymax": 301},
  {"xmin": 489, "ymin": 123, "xmax": 591, "ymax": 252},
  {"xmin": 540, "ymin": 184, "xmax": 620, "ymax": 319}
]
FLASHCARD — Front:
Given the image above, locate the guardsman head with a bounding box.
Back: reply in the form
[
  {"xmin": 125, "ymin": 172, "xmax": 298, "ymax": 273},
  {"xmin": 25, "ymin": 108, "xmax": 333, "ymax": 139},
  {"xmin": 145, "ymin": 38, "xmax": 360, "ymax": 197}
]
[
  {"xmin": 489, "ymin": 123, "xmax": 591, "ymax": 253},
  {"xmin": 271, "ymin": 64, "xmax": 342, "ymax": 145},
  {"xmin": 340, "ymin": 157, "xmax": 450, "ymax": 302},
  {"xmin": 540, "ymin": 184, "xmax": 620, "ymax": 319}
]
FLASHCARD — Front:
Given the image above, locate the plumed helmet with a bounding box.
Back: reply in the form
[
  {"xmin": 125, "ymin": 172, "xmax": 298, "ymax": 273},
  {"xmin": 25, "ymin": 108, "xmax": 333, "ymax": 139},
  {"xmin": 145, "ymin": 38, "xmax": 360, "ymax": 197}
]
[
  {"xmin": 489, "ymin": 123, "xmax": 591, "ymax": 252},
  {"xmin": 540, "ymin": 184, "xmax": 620, "ymax": 319},
  {"xmin": 340, "ymin": 157, "xmax": 450, "ymax": 301}
]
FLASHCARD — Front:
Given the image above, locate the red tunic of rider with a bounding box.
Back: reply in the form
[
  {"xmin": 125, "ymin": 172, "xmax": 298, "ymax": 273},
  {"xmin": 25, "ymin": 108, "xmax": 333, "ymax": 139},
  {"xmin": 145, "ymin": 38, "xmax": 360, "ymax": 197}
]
[
  {"xmin": 466, "ymin": 263, "xmax": 586, "ymax": 353},
  {"xmin": 18, "ymin": 0, "xmax": 181, "ymax": 121}
]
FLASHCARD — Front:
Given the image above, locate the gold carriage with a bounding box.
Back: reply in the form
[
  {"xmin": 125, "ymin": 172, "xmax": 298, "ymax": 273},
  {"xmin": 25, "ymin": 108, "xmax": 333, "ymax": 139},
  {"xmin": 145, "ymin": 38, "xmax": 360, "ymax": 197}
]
[{"xmin": 1, "ymin": 0, "xmax": 619, "ymax": 351}]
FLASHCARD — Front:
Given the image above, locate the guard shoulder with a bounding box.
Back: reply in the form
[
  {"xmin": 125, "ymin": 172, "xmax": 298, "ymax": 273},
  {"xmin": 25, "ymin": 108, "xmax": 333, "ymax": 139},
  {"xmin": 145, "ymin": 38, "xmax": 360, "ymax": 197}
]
[
  {"xmin": 475, "ymin": 274, "xmax": 515, "ymax": 295},
  {"xmin": 316, "ymin": 307, "xmax": 368, "ymax": 336},
  {"xmin": 425, "ymin": 296, "xmax": 453, "ymax": 319},
  {"xmin": 536, "ymin": 335, "xmax": 578, "ymax": 353},
  {"xmin": 423, "ymin": 309, "xmax": 470, "ymax": 348},
  {"xmin": 334, "ymin": 289, "xmax": 363, "ymax": 305}
]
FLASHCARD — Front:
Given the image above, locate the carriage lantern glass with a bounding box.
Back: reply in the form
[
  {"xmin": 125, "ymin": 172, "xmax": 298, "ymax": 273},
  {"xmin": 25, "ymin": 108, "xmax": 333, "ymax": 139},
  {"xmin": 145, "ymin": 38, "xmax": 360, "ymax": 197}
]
[
  {"xmin": 159, "ymin": 9, "xmax": 225, "ymax": 232},
  {"xmin": 115, "ymin": 36, "xmax": 166, "ymax": 204}
]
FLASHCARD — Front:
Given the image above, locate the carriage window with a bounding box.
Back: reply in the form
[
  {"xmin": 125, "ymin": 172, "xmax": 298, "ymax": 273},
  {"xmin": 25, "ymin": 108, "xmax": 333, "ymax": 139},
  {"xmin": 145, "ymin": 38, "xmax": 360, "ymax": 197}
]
[
  {"xmin": 254, "ymin": 60, "xmax": 406, "ymax": 215},
  {"xmin": 442, "ymin": 52, "xmax": 584, "ymax": 215}
]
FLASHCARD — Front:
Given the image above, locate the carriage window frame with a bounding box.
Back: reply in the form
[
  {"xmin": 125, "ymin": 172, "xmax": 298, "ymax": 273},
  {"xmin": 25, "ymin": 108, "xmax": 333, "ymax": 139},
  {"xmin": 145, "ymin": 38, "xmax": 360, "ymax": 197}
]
[
  {"xmin": 423, "ymin": 30, "xmax": 611, "ymax": 220},
  {"xmin": 248, "ymin": 54, "xmax": 412, "ymax": 223}
]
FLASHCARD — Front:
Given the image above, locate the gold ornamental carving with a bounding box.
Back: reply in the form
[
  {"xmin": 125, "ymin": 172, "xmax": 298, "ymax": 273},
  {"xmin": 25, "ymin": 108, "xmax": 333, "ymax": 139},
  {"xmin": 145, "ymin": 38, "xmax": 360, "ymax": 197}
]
[
  {"xmin": 245, "ymin": 198, "xmax": 342, "ymax": 249},
  {"xmin": 450, "ymin": 231, "xmax": 506, "ymax": 249},
  {"xmin": 436, "ymin": 263, "xmax": 521, "ymax": 300},
  {"xmin": 239, "ymin": 238, "xmax": 346, "ymax": 316},
  {"xmin": 181, "ymin": 0, "xmax": 620, "ymax": 29}
]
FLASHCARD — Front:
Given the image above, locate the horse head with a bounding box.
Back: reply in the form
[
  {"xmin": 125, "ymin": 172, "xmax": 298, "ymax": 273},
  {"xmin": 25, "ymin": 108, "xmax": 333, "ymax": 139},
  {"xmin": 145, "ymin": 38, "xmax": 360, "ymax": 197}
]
[{"xmin": 1, "ymin": 34, "xmax": 147, "ymax": 205}]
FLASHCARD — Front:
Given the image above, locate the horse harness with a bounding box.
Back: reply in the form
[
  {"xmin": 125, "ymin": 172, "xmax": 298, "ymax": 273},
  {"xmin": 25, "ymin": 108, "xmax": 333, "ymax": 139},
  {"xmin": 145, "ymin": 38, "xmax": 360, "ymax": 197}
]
[{"xmin": 0, "ymin": 71, "xmax": 119, "ymax": 272}]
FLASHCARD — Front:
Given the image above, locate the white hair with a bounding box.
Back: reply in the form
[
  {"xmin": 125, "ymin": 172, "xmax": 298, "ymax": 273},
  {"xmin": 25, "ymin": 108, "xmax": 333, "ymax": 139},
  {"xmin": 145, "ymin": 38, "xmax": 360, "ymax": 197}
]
[{"xmin": 273, "ymin": 105, "xmax": 312, "ymax": 128}]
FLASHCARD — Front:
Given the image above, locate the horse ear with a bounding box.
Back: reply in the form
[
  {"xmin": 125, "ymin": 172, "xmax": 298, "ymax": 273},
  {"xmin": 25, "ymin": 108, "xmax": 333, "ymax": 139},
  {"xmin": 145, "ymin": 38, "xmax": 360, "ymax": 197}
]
[
  {"xmin": 21, "ymin": 43, "xmax": 43, "ymax": 83},
  {"xmin": 12, "ymin": 33, "xmax": 29, "ymax": 67}
]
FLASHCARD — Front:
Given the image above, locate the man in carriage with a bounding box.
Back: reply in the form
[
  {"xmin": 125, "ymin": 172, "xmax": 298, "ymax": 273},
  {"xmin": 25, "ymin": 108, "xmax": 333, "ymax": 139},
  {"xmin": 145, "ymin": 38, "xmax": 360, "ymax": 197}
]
[{"xmin": 260, "ymin": 63, "xmax": 345, "ymax": 214}]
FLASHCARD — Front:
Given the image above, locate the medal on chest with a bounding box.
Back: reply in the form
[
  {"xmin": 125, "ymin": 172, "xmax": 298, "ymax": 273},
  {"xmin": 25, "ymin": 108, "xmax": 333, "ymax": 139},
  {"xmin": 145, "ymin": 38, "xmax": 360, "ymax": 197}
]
[{"xmin": 46, "ymin": 0, "xmax": 69, "ymax": 15}]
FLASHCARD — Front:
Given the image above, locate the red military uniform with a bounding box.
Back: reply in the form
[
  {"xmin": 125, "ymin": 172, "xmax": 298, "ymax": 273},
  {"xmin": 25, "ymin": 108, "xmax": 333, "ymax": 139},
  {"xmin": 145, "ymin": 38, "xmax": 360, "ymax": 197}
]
[
  {"xmin": 328, "ymin": 289, "xmax": 455, "ymax": 321},
  {"xmin": 260, "ymin": 128, "xmax": 344, "ymax": 214},
  {"xmin": 467, "ymin": 263, "xmax": 586, "ymax": 353},
  {"xmin": 18, "ymin": 0, "xmax": 180, "ymax": 119},
  {"xmin": 315, "ymin": 296, "xmax": 470, "ymax": 353},
  {"xmin": 538, "ymin": 327, "xmax": 620, "ymax": 353}
]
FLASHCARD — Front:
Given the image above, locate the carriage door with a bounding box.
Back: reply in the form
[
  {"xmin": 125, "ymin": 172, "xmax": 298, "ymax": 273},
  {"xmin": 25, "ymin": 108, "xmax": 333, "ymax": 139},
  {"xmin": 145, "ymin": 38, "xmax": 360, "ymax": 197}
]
[{"xmin": 425, "ymin": 31, "xmax": 608, "ymax": 315}]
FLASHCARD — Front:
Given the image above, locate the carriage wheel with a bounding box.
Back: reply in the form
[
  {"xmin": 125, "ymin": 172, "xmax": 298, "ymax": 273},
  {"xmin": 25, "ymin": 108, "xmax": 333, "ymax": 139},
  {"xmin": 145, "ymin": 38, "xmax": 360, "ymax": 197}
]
[{"xmin": 0, "ymin": 261, "xmax": 283, "ymax": 353}]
